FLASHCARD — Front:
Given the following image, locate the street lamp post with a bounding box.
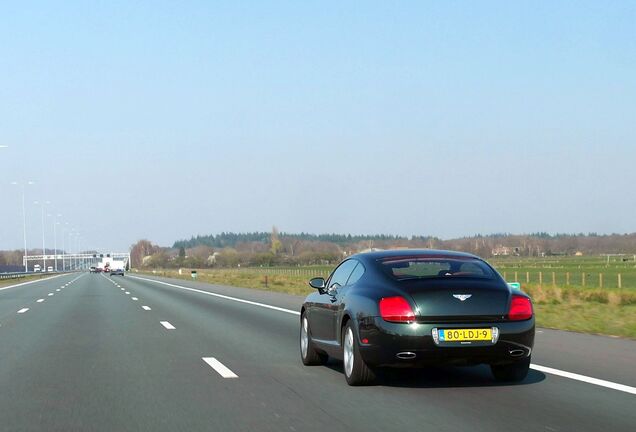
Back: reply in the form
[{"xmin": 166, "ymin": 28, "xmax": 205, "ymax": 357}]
[
  {"xmin": 50, "ymin": 214, "xmax": 62, "ymax": 271},
  {"xmin": 77, "ymin": 233, "xmax": 82, "ymax": 270},
  {"xmin": 11, "ymin": 181, "xmax": 35, "ymax": 272},
  {"xmin": 61, "ymin": 225, "xmax": 66, "ymax": 271},
  {"xmin": 69, "ymin": 230, "xmax": 79, "ymax": 270},
  {"xmin": 68, "ymin": 231, "xmax": 74, "ymax": 270},
  {"xmin": 34, "ymin": 200, "xmax": 50, "ymax": 272}
]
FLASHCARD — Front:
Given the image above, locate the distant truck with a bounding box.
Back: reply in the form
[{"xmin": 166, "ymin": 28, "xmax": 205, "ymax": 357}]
[
  {"xmin": 98, "ymin": 258, "xmax": 126, "ymax": 273},
  {"xmin": 34, "ymin": 264, "xmax": 41, "ymax": 272}
]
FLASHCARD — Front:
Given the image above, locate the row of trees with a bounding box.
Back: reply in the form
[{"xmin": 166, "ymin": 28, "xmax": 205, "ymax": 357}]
[
  {"xmin": 129, "ymin": 231, "xmax": 636, "ymax": 270},
  {"xmin": 173, "ymin": 231, "xmax": 409, "ymax": 249}
]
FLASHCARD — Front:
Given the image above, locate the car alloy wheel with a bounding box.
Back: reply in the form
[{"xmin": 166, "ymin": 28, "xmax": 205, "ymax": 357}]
[
  {"xmin": 343, "ymin": 327, "xmax": 354, "ymax": 378},
  {"xmin": 299, "ymin": 313, "xmax": 327, "ymax": 366},
  {"xmin": 301, "ymin": 317, "xmax": 309, "ymax": 359},
  {"xmin": 342, "ymin": 321, "xmax": 375, "ymax": 386}
]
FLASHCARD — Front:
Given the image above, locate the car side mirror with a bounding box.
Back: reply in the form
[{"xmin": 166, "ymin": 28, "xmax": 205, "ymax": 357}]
[{"xmin": 309, "ymin": 277, "xmax": 326, "ymax": 291}]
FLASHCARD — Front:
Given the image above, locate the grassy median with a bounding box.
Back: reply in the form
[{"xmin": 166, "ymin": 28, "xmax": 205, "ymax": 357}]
[
  {"xmin": 0, "ymin": 273, "xmax": 59, "ymax": 288},
  {"xmin": 137, "ymin": 269, "xmax": 636, "ymax": 339}
]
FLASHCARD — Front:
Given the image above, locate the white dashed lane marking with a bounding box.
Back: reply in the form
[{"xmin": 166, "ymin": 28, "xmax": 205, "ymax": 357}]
[
  {"xmin": 530, "ymin": 365, "xmax": 636, "ymax": 395},
  {"xmin": 132, "ymin": 297, "xmax": 138, "ymax": 301},
  {"xmin": 142, "ymin": 306, "xmax": 151, "ymax": 311},
  {"xmin": 203, "ymin": 357, "xmax": 238, "ymax": 379},
  {"xmin": 17, "ymin": 308, "xmax": 29, "ymax": 314},
  {"xmin": 160, "ymin": 321, "xmax": 175, "ymax": 330},
  {"xmin": 36, "ymin": 299, "xmax": 44, "ymax": 303},
  {"xmin": 48, "ymin": 293, "xmax": 54, "ymax": 296}
]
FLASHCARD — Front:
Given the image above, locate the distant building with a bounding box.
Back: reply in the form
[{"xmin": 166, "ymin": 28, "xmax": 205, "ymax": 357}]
[
  {"xmin": 491, "ymin": 246, "xmax": 521, "ymax": 256},
  {"xmin": 575, "ymin": 251, "xmax": 583, "ymax": 256}
]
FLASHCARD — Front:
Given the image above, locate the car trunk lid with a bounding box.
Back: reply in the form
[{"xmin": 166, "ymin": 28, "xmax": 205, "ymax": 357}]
[{"xmin": 400, "ymin": 278, "xmax": 510, "ymax": 323}]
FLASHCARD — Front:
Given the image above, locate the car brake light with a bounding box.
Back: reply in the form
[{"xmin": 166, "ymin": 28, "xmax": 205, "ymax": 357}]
[
  {"xmin": 508, "ymin": 295, "xmax": 533, "ymax": 321},
  {"xmin": 379, "ymin": 296, "xmax": 415, "ymax": 323}
]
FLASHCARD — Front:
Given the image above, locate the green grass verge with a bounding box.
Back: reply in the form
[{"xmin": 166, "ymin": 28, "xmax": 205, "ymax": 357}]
[
  {"xmin": 523, "ymin": 284, "xmax": 636, "ymax": 338},
  {"xmin": 138, "ymin": 269, "xmax": 314, "ymax": 296},
  {"xmin": 0, "ymin": 273, "xmax": 58, "ymax": 288},
  {"xmin": 137, "ymin": 269, "xmax": 636, "ymax": 339}
]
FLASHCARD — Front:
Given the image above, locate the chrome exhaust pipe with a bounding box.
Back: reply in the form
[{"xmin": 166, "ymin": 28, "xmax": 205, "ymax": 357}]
[
  {"xmin": 509, "ymin": 349, "xmax": 525, "ymax": 357},
  {"xmin": 396, "ymin": 352, "xmax": 417, "ymax": 360}
]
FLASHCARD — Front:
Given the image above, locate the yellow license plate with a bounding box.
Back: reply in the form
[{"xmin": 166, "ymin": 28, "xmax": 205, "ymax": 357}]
[{"xmin": 439, "ymin": 328, "xmax": 492, "ymax": 342}]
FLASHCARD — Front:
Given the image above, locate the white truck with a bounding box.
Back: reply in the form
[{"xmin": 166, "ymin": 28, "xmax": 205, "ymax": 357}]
[
  {"xmin": 99, "ymin": 257, "xmax": 126, "ymax": 273},
  {"xmin": 34, "ymin": 264, "xmax": 41, "ymax": 272}
]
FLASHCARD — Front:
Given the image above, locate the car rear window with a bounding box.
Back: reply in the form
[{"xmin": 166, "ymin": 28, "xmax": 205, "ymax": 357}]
[{"xmin": 379, "ymin": 257, "xmax": 496, "ymax": 281}]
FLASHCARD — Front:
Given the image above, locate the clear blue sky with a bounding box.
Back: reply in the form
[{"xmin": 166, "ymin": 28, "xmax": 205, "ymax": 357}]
[{"xmin": 1, "ymin": 1, "xmax": 635, "ymax": 252}]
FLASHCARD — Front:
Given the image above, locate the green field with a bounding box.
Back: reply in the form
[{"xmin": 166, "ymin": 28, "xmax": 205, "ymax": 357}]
[{"xmin": 490, "ymin": 255, "xmax": 636, "ymax": 289}]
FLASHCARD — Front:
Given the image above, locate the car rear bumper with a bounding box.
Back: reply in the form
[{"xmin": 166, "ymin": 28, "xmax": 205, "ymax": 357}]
[{"xmin": 356, "ymin": 317, "xmax": 535, "ymax": 367}]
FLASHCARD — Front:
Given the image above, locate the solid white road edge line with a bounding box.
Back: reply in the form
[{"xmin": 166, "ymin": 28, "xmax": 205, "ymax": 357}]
[
  {"xmin": 130, "ymin": 275, "xmax": 301, "ymax": 316},
  {"xmin": 0, "ymin": 273, "xmax": 65, "ymax": 293},
  {"xmin": 530, "ymin": 364, "xmax": 636, "ymax": 395},
  {"xmin": 132, "ymin": 274, "xmax": 636, "ymax": 396},
  {"xmin": 160, "ymin": 321, "xmax": 175, "ymax": 330},
  {"xmin": 202, "ymin": 357, "xmax": 238, "ymax": 378},
  {"xmin": 17, "ymin": 308, "xmax": 29, "ymax": 314},
  {"xmin": 142, "ymin": 306, "xmax": 151, "ymax": 310}
]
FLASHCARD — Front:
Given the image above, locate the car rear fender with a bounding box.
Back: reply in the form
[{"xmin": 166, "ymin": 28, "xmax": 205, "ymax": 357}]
[{"xmin": 339, "ymin": 314, "xmax": 351, "ymax": 346}]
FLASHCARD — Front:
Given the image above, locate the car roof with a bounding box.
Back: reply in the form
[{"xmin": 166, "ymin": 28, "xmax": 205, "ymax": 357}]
[{"xmin": 349, "ymin": 249, "xmax": 481, "ymax": 262}]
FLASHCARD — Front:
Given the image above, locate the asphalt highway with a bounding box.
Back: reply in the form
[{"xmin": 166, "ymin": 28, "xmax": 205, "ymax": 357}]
[{"xmin": 0, "ymin": 272, "xmax": 634, "ymax": 432}]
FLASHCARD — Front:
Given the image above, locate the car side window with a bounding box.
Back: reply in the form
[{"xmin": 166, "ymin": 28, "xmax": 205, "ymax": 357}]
[
  {"xmin": 346, "ymin": 262, "xmax": 365, "ymax": 285},
  {"xmin": 328, "ymin": 260, "xmax": 359, "ymax": 289}
]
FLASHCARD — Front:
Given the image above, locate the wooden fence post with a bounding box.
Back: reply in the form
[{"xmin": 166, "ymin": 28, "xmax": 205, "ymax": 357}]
[
  {"xmin": 599, "ymin": 273, "xmax": 603, "ymax": 289},
  {"xmin": 514, "ymin": 271, "xmax": 518, "ymax": 282},
  {"xmin": 552, "ymin": 272, "xmax": 556, "ymax": 287},
  {"xmin": 582, "ymin": 272, "xmax": 586, "ymax": 287},
  {"xmin": 526, "ymin": 272, "xmax": 530, "ymax": 283},
  {"xmin": 503, "ymin": 271, "xmax": 507, "ymax": 280},
  {"xmin": 566, "ymin": 272, "xmax": 570, "ymax": 286},
  {"xmin": 618, "ymin": 273, "xmax": 622, "ymax": 289},
  {"xmin": 539, "ymin": 272, "xmax": 543, "ymax": 286}
]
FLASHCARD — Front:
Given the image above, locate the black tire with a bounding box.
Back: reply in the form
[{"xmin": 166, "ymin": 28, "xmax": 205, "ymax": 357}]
[
  {"xmin": 491, "ymin": 356, "xmax": 531, "ymax": 382},
  {"xmin": 300, "ymin": 313, "xmax": 328, "ymax": 366},
  {"xmin": 342, "ymin": 321, "xmax": 376, "ymax": 386}
]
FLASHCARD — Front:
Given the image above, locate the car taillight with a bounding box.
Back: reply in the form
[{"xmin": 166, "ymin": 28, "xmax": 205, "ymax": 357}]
[
  {"xmin": 508, "ymin": 295, "xmax": 533, "ymax": 321},
  {"xmin": 379, "ymin": 296, "xmax": 415, "ymax": 323}
]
